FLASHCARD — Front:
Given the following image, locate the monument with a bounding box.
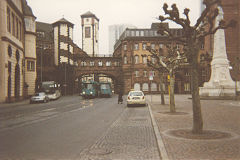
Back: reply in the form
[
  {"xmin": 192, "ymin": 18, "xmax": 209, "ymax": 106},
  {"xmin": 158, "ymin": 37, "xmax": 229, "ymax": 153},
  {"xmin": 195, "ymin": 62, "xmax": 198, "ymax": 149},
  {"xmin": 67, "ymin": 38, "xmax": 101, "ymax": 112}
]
[{"xmin": 199, "ymin": 5, "xmax": 235, "ymax": 97}]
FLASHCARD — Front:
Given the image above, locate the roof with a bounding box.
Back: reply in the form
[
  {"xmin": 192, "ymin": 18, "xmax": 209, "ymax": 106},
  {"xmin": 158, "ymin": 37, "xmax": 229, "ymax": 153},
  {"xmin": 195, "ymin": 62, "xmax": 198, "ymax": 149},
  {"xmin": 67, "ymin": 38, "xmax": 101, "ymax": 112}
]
[
  {"xmin": 22, "ymin": 0, "xmax": 36, "ymax": 18},
  {"xmin": 81, "ymin": 11, "xmax": 99, "ymax": 21},
  {"xmin": 52, "ymin": 18, "xmax": 74, "ymax": 27},
  {"xmin": 36, "ymin": 21, "xmax": 53, "ymax": 41}
]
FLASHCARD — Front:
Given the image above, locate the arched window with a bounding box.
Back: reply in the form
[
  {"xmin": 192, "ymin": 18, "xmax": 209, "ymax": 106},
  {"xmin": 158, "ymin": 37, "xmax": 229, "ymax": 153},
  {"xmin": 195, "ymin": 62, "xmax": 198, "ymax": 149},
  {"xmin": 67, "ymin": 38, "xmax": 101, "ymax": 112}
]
[
  {"xmin": 142, "ymin": 83, "xmax": 149, "ymax": 91},
  {"xmin": 159, "ymin": 83, "xmax": 166, "ymax": 92},
  {"xmin": 8, "ymin": 45, "xmax": 12, "ymax": 57},
  {"xmin": 106, "ymin": 61, "xmax": 111, "ymax": 66},
  {"xmin": 151, "ymin": 83, "xmax": 157, "ymax": 91},
  {"xmin": 81, "ymin": 61, "xmax": 87, "ymax": 66},
  {"xmin": 134, "ymin": 55, "xmax": 139, "ymax": 64},
  {"xmin": 16, "ymin": 50, "xmax": 20, "ymax": 62},
  {"xmin": 134, "ymin": 83, "xmax": 140, "ymax": 91},
  {"xmin": 90, "ymin": 61, "xmax": 94, "ymax": 66},
  {"xmin": 98, "ymin": 61, "xmax": 103, "ymax": 66}
]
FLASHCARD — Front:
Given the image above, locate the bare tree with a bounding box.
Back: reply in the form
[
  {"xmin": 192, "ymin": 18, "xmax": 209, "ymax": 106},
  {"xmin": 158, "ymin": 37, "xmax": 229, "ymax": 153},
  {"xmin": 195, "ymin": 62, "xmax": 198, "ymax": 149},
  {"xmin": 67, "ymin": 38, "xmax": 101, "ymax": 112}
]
[
  {"xmin": 148, "ymin": 45, "xmax": 186, "ymax": 112},
  {"xmin": 157, "ymin": 0, "xmax": 236, "ymax": 133}
]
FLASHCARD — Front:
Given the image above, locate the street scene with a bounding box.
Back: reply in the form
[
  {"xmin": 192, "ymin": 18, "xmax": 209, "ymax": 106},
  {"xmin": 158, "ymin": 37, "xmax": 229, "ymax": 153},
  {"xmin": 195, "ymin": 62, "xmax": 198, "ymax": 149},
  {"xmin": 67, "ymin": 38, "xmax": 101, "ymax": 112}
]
[{"xmin": 0, "ymin": 0, "xmax": 240, "ymax": 159}]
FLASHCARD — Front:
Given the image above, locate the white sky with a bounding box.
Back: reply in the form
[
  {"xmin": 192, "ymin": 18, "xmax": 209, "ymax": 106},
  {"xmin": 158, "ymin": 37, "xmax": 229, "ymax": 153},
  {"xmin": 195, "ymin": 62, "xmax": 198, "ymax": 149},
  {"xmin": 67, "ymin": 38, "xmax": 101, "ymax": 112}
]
[{"xmin": 27, "ymin": 0, "xmax": 201, "ymax": 54}]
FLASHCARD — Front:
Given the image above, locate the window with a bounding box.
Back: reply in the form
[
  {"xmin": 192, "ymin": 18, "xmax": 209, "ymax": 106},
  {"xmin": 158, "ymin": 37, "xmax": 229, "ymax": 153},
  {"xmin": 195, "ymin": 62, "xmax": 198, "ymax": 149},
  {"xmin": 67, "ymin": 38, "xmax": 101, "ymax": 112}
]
[
  {"xmin": 7, "ymin": 7, "xmax": 11, "ymax": 33},
  {"xmin": 142, "ymin": 43, "xmax": 147, "ymax": 50},
  {"xmin": 124, "ymin": 56, "xmax": 127, "ymax": 64},
  {"xmin": 151, "ymin": 83, "xmax": 157, "ymax": 91},
  {"xmin": 143, "ymin": 56, "xmax": 147, "ymax": 64},
  {"xmin": 90, "ymin": 61, "xmax": 95, "ymax": 66},
  {"xmin": 176, "ymin": 44, "xmax": 180, "ymax": 49},
  {"xmin": 106, "ymin": 61, "xmax": 111, "ymax": 66},
  {"xmin": 184, "ymin": 83, "xmax": 190, "ymax": 91},
  {"xmin": 134, "ymin": 83, "xmax": 141, "ymax": 91},
  {"xmin": 123, "ymin": 44, "xmax": 127, "ymax": 51},
  {"xmin": 142, "ymin": 83, "xmax": 149, "ymax": 91},
  {"xmin": 144, "ymin": 71, "xmax": 147, "ymax": 77},
  {"xmin": 85, "ymin": 27, "xmax": 91, "ymax": 38},
  {"xmin": 98, "ymin": 61, "xmax": 103, "ymax": 66},
  {"xmin": 135, "ymin": 71, "xmax": 139, "ymax": 77},
  {"xmin": 12, "ymin": 13, "xmax": 15, "ymax": 36},
  {"xmin": 19, "ymin": 21, "xmax": 22, "ymax": 41},
  {"xmin": 159, "ymin": 83, "xmax": 166, "ymax": 92},
  {"xmin": 8, "ymin": 45, "xmax": 12, "ymax": 57},
  {"xmin": 149, "ymin": 71, "xmax": 155, "ymax": 77},
  {"xmin": 151, "ymin": 43, "xmax": 155, "ymax": 49},
  {"xmin": 81, "ymin": 61, "xmax": 87, "ymax": 66},
  {"xmin": 159, "ymin": 43, "xmax": 163, "ymax": 49},
  {"xmin": 134, "ymin": 43, "xmax": 139, "ymax": 50},
  {"xmin": 134, "ymin": 55, "xmax": 139, "ymax": 64},
  {"xmin": 16, "ymin": 17, "xmax": 19, "ymax": 39},
  {"xmin": 27, "ymin": 60, "xmax": 35, "ymax": 71},
  {"xmin": 151, "ymin": 57, "xmax": 156, "ymax": 64},
  {"xmin": 140, "ymin": 31, "xmax": 144, "ymax": 36}
]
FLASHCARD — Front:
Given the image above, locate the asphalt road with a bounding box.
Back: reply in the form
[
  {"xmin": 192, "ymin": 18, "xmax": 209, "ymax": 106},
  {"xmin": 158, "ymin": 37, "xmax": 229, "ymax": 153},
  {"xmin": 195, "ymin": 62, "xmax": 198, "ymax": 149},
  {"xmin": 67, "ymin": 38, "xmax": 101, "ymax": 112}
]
[{"xmin": 0, "ymin": 95, "xmax": 125, "ymax": 159}]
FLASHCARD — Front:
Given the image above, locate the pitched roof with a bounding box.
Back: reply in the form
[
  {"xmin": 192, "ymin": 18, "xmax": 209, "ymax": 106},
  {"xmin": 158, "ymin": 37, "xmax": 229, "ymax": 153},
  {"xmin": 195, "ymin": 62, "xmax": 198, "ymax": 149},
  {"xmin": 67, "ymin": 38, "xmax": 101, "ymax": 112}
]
[
  {"xmin": 52, "ymin": 18, "xmax": 74, "ymax": 27},
  {"xmin": 22, "ymin": 0, "xmax": 36, "ymax": 18},
  {"xmin": 81, "ymin": 11, "xmax": 99, "ymax": 21}
]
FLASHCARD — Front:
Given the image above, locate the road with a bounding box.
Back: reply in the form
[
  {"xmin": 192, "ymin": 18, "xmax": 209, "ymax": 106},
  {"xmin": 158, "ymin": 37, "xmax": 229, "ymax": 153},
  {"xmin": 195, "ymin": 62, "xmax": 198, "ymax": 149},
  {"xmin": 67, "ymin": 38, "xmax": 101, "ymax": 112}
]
[{"xmin": 0, "ymin": 95, "xmax": 160, "ymax": 160}]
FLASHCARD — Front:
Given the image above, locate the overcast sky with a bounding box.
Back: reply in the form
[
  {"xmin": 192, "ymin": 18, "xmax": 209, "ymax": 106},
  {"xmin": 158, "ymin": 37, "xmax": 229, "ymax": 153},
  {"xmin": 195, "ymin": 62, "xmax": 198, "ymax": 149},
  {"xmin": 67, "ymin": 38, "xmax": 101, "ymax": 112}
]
[{"xmin": 28, "ymin": 0, "xmax": 201, "ymax": 54}]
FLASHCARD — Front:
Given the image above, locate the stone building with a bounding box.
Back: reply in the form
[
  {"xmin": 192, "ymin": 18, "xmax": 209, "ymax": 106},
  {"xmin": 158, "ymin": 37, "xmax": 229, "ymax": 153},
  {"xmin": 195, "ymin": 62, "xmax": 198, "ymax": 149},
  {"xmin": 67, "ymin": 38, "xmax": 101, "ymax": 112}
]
[
  {"xmin": 0, "ymin": 0, "xmax": 36, "ymax": 103},
  {"xmin": 113, "ymin": 23, "xmax": 209, "ymax": 94},
  {"xmin": 36, "ymin": 19, "xmax": 87, "ymax": 95},
  {"xmin": 81, "ymin": 11, "xmax": 99, "ymax": 57}
]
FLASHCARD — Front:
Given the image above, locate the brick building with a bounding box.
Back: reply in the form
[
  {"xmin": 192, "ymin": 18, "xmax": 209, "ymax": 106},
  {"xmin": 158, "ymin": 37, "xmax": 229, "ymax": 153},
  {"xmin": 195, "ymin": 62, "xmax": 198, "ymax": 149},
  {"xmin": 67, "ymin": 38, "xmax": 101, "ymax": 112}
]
[{"xmin": 113, "ymin": 23, "xmax": 210, "ymax": 94}]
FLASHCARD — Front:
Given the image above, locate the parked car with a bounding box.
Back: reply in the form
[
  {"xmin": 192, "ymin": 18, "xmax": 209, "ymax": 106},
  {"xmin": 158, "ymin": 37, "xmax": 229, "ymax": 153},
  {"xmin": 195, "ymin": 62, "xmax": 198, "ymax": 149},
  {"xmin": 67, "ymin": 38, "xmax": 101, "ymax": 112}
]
[
  {"xmin": 127, "ymin": 90, "xmax": 147, "ymax": 107},
  {"xmin": 30, "ymin": 92, "xmax": 50, "ymax": 104}
]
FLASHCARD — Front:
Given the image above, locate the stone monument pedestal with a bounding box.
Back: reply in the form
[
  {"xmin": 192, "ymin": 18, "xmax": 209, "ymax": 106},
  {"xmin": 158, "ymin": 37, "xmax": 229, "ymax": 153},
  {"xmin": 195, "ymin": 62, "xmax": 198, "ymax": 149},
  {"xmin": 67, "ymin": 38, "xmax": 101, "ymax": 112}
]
[{"xmin": 199, "ymin": 6, "xmax": 235, "ymax": 99}]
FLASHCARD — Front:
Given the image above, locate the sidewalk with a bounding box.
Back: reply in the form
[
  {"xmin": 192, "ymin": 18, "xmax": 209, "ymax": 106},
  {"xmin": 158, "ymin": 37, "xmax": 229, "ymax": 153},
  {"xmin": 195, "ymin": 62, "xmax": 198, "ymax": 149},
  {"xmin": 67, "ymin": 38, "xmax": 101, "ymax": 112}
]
[{"xmin": 147, "ymin": 94, "xmax": 240, "ymax": 160}]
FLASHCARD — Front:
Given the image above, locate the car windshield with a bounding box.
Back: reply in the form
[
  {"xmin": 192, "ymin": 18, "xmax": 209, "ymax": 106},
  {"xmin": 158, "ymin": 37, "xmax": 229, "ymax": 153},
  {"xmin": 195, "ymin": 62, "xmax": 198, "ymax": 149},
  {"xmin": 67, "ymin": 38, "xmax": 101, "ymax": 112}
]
[
  {"xmin": 34, "ymin": 93, "xmax": 44, "ymax": 96},
  {"xmin": 100, "ymin": 84, "xmax": 110, "ymax": 89},
  {"xmin": 129, "ymin": 92, "xmax": 143, "ymax": 96}
]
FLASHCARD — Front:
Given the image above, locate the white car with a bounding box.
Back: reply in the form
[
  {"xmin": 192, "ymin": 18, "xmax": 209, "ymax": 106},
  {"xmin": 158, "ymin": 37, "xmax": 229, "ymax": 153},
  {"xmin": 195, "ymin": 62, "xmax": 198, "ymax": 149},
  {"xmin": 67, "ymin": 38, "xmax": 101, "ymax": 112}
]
[
  {"xmin": 30, "ymin": 92, "xmax": 50, "ymax": 104},
  {"xmin": 127, "ymin": 90, "xmax": 147, "ymax": 107}
]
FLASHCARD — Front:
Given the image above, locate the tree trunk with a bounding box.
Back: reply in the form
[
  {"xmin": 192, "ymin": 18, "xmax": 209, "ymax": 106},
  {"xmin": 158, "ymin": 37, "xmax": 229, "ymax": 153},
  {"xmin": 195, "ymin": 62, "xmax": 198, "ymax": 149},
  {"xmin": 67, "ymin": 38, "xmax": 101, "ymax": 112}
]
[
  {"xmin": 169, "ymin": 72, "xmax": 176, "ymax": 113},
  {"xmin": 159, "ymin": 74, "xmax": 165, "ymax": 105},
  {"xmin": 191, "ymin": 53, "xmax": 203, "ymax": 134}
]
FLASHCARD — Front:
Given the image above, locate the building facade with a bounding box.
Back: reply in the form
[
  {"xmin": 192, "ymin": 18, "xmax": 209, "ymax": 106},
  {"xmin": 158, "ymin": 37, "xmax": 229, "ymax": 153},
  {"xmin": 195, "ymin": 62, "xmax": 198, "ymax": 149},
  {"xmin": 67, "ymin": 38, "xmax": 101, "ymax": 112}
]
[
  {"xmin": 36, "ymin": 19, "xmax": 87, "ymax": 95},
  {"xmin": 81, "ymin": 11, "xmax": 99, "ymax": 57},
  {"xmin": 108, "ymin": 24, "xmax": 136, "ymax": 55},
  {"xmin": 0, "ymin": 0, "xmax": 36, "ymax": 103},
  {"xmin": 113, "ymin": 23, "xmax": 210, "ymax": 94}
]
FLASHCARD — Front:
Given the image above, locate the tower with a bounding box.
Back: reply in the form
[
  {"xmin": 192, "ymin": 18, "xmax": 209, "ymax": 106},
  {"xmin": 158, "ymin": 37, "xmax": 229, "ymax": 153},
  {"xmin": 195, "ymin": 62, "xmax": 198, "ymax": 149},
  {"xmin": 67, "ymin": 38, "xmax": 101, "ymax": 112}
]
[
  {"xmin": 23, "ymin": 0, "xmax": 37, "ymax": 96},
  {"xmin": 81, "ymin": 11, "xmax": 99, "ymax": 57},
  {"xmin": 52, "ymin": 18, "xmax": 74, "ymax": 65}
]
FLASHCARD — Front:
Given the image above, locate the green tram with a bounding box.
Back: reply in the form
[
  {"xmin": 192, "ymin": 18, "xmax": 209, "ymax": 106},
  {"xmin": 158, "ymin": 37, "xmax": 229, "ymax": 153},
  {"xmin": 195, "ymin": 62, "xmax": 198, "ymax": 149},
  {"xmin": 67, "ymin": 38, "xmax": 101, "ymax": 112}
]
[
  {"xmin": 99, "ymin": 82, "xmax": 112, "ymax": 97},
  {"xmin": 81, "ymin": 81, "xmax": 112, "ymax": 98}
]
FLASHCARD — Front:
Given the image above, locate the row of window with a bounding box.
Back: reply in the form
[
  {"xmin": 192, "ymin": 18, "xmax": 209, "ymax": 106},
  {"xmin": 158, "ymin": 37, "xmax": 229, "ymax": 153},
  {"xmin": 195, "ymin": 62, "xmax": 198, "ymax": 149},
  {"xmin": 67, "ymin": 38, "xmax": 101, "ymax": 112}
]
[
  {"xmin": 123, "ymin": 43, "xmax": 181, "ymax": 51},
  {"xmin": 134, "ymin": 82, "xmax": 191, "ymax": 92},
  {"xmin": 123, "ymin": 55, "xmax": 155, "ymax": 64},
  {"xmin": 7, "ymin": 7, "xmax": 23, "ymax": 41},
  {"xmin": 134, "ymin": 71, "xmax": 155, "ymax": 78},
  {"xmin": 80, "ymin": 61, "xmax": 120, "ymax": 67}
]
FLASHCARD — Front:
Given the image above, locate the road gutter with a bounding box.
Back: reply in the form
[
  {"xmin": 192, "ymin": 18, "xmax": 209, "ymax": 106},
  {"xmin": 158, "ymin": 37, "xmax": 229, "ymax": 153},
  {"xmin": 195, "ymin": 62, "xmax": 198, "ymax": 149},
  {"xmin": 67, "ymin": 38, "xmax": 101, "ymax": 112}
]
[{"xmin": 148, "ymin": 102, "xmax": 169, "ymax": 160}]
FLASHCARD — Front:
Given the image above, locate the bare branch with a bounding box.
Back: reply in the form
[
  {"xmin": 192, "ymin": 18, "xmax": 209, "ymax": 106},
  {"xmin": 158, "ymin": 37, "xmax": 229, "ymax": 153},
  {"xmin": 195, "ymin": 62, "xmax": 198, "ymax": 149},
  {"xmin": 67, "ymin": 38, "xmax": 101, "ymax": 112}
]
[{"xmin": 194, "ymin": 0, "xmax": 220, "ymax": 29}]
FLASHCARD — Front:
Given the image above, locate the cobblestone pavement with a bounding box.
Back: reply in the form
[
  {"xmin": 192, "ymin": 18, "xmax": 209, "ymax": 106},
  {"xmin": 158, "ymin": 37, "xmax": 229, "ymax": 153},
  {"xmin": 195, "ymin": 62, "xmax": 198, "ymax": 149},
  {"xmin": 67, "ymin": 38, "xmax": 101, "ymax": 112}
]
[
  {"xmin": 78, "ymin": 106, "xmax": 161, "ymax": 160},
  {"xmin": 147, "ymin": 94, "xmax": 240, "ymax": 160}
]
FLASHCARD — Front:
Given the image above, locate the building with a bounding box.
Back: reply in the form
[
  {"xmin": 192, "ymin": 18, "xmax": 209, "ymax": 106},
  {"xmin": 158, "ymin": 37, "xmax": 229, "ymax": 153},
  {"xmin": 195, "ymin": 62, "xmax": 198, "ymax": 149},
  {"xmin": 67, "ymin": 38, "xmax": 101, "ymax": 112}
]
[
  {"xmin": 36, "ymin": 19, "xmax": 88, "ymax": 95},
  {"xmin": 113, "ymin": 23, "xmax": 209, "ymax": 94},
  {"xmin": 0, "ymin": 0, "xmax": 36, "ymax": 103},
  {"xmin": 108, "ymin": 24, "xmax": 136, "ymax": 55},
  {"xmin": 81, "ymin": 11, "xmax": 99, "ymax": 57}
]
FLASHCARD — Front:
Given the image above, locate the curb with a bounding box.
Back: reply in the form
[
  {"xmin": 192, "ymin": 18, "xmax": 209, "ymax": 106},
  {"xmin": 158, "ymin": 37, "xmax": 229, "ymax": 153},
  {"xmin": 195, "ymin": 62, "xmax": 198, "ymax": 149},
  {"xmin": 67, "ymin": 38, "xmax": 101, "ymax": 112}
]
[{"xmin": 148, "ymin": 102, "xmax": 169, "ymax": 160}]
